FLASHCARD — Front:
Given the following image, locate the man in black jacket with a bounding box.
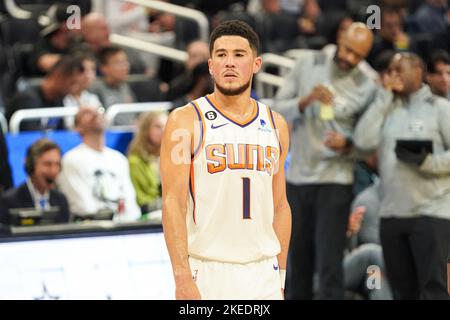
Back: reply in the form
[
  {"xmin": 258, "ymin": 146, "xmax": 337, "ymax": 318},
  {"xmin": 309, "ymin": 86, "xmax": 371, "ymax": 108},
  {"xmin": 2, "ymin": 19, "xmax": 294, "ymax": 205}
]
[{"xmin": 0, "ymin": 138, "xmax": 69, "ymax": 227}]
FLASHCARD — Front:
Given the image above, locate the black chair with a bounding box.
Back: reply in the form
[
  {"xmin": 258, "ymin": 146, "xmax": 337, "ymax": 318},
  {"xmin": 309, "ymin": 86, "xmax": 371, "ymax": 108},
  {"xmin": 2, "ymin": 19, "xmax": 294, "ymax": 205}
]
[
  {"xmin": 127, "ymin": 74, "xmax": 165, "ymax": 103},
  {"xmin": 0, "ymin": 17, "xmax": 42, "ymax": 46}
]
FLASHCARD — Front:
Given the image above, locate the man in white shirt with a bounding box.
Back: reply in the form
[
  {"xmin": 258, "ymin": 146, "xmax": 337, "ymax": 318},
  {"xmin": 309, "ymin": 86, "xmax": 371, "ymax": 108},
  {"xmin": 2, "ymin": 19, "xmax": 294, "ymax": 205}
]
[{"xmin": 57, "ymin": 108, "xmax": 140, "ymax": 222}]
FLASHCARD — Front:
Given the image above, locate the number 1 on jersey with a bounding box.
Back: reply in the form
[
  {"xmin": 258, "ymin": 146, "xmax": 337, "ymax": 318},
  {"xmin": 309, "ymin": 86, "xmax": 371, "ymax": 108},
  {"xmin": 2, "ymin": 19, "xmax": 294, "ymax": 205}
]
[{"xmin": 242, "ymin": 177, "xmax": 251, "ymax": 219}]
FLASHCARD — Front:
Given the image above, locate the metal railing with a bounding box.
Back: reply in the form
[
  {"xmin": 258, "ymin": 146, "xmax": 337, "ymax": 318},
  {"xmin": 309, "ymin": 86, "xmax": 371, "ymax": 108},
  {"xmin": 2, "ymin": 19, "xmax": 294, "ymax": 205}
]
[
  {"xmin": 4, "ymin": 0, "xmax": 32, "ymax": 19},
  {"xmin": 105, "ymin": 102, "xmax": 172, "ymax": 129},
  {"xmin": 110, "ymin": 34, "xmax": 188, "ymax": 63},
  {"xmin": 283, "ymin": 48, "xmax": 315, "ymax": 60},
  {"xmin": 9, "ymin": 107, "xmax": 79, "ymax": 134},
  {"xmin": 0, "ymin": 113, "xmax": 8, "ymax": 134},
  {"xmin": 255, "ymin": 72, "xmax": 284, "ymax": 99},
  {"xmin": 126, "ymin": 0, "xmax": 209, "ymax": 42},
  {"xmin": 260, "ymin": 53, "xmax": 295, "ymax": 76}
]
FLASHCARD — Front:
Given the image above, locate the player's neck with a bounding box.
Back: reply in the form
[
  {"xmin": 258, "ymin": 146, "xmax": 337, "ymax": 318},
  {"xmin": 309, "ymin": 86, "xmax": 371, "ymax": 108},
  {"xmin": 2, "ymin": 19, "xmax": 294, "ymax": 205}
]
[{"xmin": 210, "ymin": 91, "xmax": 253, "ymax": 118}]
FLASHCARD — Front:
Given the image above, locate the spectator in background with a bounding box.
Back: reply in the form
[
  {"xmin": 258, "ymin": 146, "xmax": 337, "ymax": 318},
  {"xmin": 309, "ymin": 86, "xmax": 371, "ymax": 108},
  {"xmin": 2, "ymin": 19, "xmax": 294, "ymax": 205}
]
[
  {"xmin": 431, "ymin": 3, "xmax": 450, "ymax": 53},
  {"xmin": 367, "ymin": 6, "xmax": 418, "ymax": 67},
  {"xmin": 64, "ymin": 52, "xmax": 102, "ymax": 108},
  {"xmin": 324, "ymin": 13, "xmax": 354, "ymax": 46},
  {"xmin": 93, "ymin": 0, "xmax": 149, "ymax": 35},
  {"xmin": 6, "ymin": 54, "xmax": 85, "ymax": 131},
  {"xmin": 0, "ymin": 129, "xmax": 12, "ymax": 194},
  {"xmin": 171, "ymin": 61, "xmax": 213, "ymax": 110},
  {"xmin": 410, "ymin": 0, "xmax": 448, "ymax": 34},
  {"xmin": 128, "ymin": 111, "xmax": 167, "ymax": 215},
  {"xmin": 354, "ymin": 52, "xmax": 450, "ymax": 299},
  {"xmin": 57, "ymin": 108, "xmax": 141, "ymax": 222},
  {"xmin": 165, "ymin": 40, "xmax": 210, "ymax": 101},
  {"xmin": 92, "ymin": 46, "xmax": 136, "ymax": 126},
  {"xmin": 80, "ymin": 12, "xmax": 147, "ymax": 74},
  {"xmin": 426, "ymin": 50, "xmax": 450, "ymax": 99},
  {"xmin": 31, "ymin": 3, "xmax": 81, "ymax": 75},
  {"xmin": 343, "ymin": 204, "xmax": 392, "ymax": 300},
  {"xmin": 273, "ymin": 23, "xmax": 377, "ymax": 300},
  {"xmin": 0, "ymin": 138, "xmax": 69, "ymax": 226},
  {"xmin": 322, "ymin": 13, "xmax": 378, "ymax": 82},
  {"xmin": 297, "ymin": 0, "xmax": 322, "ymax": 36},
  {"xmin": 63, "ymin": 51, "xmax": 102, "ymax": 128},
  {"xmin": 93, "ymin": 46, "xmax": 135, "ymax": 108}
]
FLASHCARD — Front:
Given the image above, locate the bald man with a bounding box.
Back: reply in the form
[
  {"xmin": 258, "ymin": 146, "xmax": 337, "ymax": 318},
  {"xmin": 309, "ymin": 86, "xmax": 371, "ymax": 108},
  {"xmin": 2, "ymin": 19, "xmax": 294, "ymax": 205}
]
[
  {"xmin": 354, "ymin": 53, "xmax": 450, "ymax": 299},
  {"xmin": 81, "ymin": 13, "xmax": 146, "ymax": 74},
  {"xmin": 273, "ymin": 22, "xmax": 377, "ymax": 300}
]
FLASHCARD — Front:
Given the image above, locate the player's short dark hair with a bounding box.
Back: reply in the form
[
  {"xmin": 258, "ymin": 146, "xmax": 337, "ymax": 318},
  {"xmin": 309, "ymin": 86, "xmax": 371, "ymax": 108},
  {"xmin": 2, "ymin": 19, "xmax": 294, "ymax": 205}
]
[
  {"xmin": 427, "ymin": 50, "xmax": 450, "ymax": 74},
  {"xmin": 209, "ymin": 20, "xmax": 260, "ymax": 55},
  {"xmin": 98, "ymin": 46, "xmax": 126, "ymax": 65}
]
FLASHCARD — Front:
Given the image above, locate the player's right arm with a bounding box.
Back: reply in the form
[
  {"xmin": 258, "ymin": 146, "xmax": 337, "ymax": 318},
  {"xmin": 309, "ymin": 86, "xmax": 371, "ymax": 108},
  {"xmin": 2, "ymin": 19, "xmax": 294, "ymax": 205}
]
[{"xmin": 161, "ymin": 105, "xmax": 201, "ymax": 300}]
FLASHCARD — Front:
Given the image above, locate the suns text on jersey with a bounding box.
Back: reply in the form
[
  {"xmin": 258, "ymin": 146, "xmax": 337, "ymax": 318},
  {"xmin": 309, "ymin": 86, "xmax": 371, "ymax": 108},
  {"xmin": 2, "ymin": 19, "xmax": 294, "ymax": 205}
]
[{"xmin": 205, "ymin": 143, "xmax": 279, "ymax": 176}]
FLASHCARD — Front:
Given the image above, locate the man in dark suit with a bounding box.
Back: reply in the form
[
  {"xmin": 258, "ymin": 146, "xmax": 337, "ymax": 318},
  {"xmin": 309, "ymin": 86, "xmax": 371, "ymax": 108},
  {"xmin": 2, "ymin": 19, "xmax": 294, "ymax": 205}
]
[{"xmin": 0, "ymin": 138, "xmax": 70, "ymax": 226}]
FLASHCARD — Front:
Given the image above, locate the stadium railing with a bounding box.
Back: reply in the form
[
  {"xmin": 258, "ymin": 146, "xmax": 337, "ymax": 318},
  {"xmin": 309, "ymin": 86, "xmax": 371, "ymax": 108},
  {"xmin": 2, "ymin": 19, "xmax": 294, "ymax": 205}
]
[
  {"xmin": 105, "ymin": 102, "xmax": 171, "ymax": 130},
  {"xmin": 9, "ymin": 106, "xmax": 79, "ymax": 134},
  {"xmin": 0, "ymin": 112, "xmax": 7, "ymax": 134},
  {"xmin": 125, "ymin": 0, "xmax": 209, "ymax": 43}
]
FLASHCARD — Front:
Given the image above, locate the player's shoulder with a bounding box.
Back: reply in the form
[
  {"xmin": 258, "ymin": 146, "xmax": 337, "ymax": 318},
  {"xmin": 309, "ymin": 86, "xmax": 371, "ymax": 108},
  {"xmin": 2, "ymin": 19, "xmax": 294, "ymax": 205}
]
[
  {"xmin": 263, "ymin": 104, "xmax": 288, "ymax": 130},
  {"xmin": 167, "ymin": 103, "xmax": 197, "ymax": 128}
]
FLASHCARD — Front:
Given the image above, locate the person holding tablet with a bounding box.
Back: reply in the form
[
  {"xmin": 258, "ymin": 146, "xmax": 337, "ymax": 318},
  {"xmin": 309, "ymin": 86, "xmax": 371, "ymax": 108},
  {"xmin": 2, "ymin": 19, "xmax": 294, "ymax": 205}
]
[{"xmin": 354, "ymin": 52, "xmax": 450, "ymax": 300}]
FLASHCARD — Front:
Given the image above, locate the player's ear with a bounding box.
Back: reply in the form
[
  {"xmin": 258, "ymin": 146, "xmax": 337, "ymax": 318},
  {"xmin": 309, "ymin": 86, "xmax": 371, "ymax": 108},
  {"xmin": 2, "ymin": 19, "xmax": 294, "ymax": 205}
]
[
  {"xmin": 253, "ymin": 56, "xmax": 262, "ymax": 74},
  {"xmin": 208, "ymin": 58, "xmax": 213, "ymax": 75}
]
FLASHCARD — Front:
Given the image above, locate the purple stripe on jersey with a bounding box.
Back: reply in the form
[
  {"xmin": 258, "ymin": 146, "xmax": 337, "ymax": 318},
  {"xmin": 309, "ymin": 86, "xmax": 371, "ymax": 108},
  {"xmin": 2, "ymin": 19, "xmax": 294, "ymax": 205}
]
[
  {"xmin": 188, "ymin": 175, "xmax": 196, "ymax": 224},
  {"xmin": 190, "ymin": 101, "xmax": 203, "ymax": 159},
  {"xmin": 204, "ymin": 96, "xmax": 259, "ymax": 128},
  {"xmin": 268, "ymin": 106, "xmax": 282, "ymax": 154}
]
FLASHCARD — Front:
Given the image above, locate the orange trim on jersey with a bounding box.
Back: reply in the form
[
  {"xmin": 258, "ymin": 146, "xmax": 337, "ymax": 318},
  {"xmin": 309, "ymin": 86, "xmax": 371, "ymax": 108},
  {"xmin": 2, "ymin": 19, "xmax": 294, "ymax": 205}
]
[
  {"xmin": 191, "ymin": 101, "xmax": 206, "ymax": 162},
  {"xmin": 206, "ymin": 94, "xmax": 259, "ymax": 127},
  {"xmin": 190, "ymin": 163, "xmax": 196, "ymax": 224}
]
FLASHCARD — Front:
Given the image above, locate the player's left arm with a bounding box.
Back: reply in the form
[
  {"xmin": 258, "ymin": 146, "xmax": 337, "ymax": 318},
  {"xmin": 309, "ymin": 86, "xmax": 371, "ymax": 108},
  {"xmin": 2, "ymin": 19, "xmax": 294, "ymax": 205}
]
[{"xmin": 271, "ymin": 111, "xmax": 292, "ymax": 284}]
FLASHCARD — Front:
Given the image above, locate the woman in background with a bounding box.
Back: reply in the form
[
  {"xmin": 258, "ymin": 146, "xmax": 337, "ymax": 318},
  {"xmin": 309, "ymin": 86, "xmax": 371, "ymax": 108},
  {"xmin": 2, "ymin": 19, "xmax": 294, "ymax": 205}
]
[{"xmin": 128, "ymin": 111, "xmax": 167, "ymax": 215}]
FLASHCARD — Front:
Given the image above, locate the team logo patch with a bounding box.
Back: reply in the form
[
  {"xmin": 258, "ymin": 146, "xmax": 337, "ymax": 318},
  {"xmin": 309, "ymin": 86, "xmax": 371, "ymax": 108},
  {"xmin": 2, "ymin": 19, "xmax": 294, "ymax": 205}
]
[{"xmin": 205, "ymin": 111, "xmax": 217, "ymax": 120}]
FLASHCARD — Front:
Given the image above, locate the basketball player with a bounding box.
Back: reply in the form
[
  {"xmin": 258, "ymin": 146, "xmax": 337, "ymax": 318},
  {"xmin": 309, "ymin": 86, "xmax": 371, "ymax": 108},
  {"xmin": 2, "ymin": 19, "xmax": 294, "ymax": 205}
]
[{"xmin": 161, "ymin": 20, "xmax": 291, "ymax": 300}]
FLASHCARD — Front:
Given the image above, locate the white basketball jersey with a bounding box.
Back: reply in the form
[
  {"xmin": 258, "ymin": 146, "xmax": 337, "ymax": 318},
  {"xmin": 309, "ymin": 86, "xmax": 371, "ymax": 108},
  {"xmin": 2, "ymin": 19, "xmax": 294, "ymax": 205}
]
[{"xmin": 187, "ymin": 94, "xmax": 282, "ymax": 264}]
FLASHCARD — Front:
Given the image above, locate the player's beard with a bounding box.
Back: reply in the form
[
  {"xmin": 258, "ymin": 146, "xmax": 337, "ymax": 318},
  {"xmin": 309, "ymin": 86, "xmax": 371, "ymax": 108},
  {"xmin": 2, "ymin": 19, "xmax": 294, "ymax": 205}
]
[{"xmin": 215, "ymin": 78, "xmax": 252, "ymax": 96}]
